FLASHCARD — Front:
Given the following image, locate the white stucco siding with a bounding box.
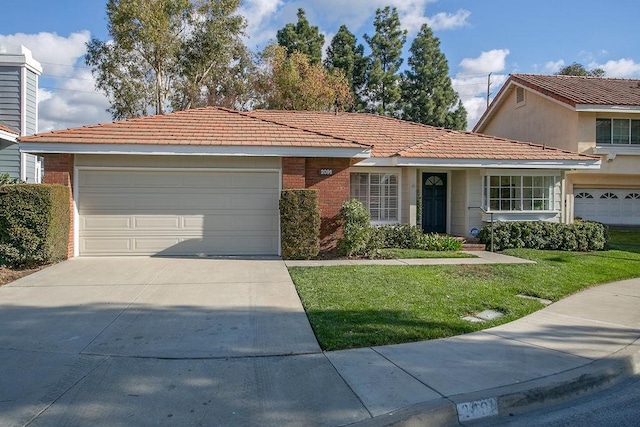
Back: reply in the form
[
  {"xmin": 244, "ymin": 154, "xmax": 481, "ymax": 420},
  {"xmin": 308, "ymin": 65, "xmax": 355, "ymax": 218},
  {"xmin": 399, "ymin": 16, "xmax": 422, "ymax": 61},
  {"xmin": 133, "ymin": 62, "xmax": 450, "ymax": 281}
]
[
  {"xmin": 482, "ymin": 86, "xmax": 579, "ymax": 153},
  {"xmin": 450, "ymin": 170, "xmax": 467, "ymax": 236}
]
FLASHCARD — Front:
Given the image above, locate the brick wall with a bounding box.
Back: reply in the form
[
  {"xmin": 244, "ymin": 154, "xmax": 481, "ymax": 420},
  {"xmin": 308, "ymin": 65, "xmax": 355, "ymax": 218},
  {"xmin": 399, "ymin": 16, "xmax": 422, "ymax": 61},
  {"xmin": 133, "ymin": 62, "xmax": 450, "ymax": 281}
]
[
  {"xmin": 42, "ymin": 154, "xmax": 74, "ymax": 258},
  {"xmin": 281, "ymin": 156, "xmax": 352, "ymax": 252},
  {"xmin": 304, "ymin": 157, "xmax": 351, "ymax": 252},
  {"xmin": 282, "ymin": 157, "xmax": 306, "ymax": 189}
]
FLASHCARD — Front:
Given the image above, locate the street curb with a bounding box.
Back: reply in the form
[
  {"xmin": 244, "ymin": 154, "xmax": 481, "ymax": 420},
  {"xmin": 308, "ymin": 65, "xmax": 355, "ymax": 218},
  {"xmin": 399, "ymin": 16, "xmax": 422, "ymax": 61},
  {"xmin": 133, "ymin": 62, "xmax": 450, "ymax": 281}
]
[{"xmin": 349, "ymin": 340, "xmax": 640, "ymax": 426}]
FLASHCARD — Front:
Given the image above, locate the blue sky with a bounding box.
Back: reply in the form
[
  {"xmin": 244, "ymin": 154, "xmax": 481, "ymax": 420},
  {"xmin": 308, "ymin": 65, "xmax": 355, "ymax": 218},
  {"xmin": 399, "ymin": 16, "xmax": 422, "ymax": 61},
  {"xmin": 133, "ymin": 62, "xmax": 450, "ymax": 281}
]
[{"xmin": 2, "ymin": 0, "xmax": 639, "ymax": 131}]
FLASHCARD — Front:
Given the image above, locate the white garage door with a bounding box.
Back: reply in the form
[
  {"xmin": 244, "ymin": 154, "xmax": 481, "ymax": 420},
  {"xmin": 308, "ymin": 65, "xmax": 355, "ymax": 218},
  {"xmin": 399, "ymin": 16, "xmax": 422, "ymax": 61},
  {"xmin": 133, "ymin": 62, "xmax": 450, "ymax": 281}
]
[
  {"xmin": 78, "ymin": 169, "xmax": 280, "ymax": 256},
  {"xmin": 574, "ymin": 188, "xmax": 640, "ymax": 225}
]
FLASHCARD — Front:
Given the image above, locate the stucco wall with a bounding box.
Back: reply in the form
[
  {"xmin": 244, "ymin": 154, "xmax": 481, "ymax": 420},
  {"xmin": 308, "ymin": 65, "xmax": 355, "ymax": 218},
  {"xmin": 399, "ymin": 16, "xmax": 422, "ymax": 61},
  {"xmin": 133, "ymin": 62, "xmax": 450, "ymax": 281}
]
[
  {"xmin": 482, "ymin": 86, "xmax": 579, "ymax": 152},
  {"xmin": 450, "ymin": 170, "xmax": 467, "ymax": 236}
]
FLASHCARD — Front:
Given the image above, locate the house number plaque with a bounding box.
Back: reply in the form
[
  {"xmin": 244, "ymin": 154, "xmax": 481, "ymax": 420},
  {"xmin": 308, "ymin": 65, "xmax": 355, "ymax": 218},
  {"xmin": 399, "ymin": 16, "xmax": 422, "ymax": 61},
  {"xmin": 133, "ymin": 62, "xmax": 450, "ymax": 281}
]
[{"xmin": 319, "ymin": 169, "xmax": 333, "ymax": 175}]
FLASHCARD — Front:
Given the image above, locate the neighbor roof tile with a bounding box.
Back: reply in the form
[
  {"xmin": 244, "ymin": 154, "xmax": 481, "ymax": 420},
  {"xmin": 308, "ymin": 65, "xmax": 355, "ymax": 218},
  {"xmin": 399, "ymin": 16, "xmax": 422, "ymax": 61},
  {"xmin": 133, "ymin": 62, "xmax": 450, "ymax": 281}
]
[{"xmin": 510, "ymin": 74, "xmax": 640, "ymax": 107}]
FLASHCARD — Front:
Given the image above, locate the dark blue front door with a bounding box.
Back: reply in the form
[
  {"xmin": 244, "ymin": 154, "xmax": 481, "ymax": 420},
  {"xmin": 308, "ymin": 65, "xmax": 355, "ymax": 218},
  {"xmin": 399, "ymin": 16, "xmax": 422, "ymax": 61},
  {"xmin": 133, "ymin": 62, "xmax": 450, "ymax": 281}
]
[{"xmin": 422, "ymin": 173, "xmax": 447, "ymax": 233}]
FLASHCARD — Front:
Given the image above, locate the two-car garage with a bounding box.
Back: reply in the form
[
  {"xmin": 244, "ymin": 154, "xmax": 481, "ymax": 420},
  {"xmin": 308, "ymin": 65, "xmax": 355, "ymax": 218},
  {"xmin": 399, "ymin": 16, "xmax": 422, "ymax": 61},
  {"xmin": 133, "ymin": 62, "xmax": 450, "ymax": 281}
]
[{"xmin": 76, "ymin": 156, "xmax": 281, "ymax": 257}]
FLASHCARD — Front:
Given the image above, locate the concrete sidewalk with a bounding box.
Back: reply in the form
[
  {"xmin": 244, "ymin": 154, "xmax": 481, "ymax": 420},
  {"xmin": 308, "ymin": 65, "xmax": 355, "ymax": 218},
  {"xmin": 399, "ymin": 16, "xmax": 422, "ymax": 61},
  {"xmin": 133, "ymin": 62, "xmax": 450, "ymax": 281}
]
[
  {"xmin": 0, "ymin": 258, "xmax": 638, "ymax": 426},
  {"xmin": 285, "ymin": 250, "xmax": 536, "ymax": 267},
  {"xmin": 334, "ymin": 277, "xmax": 640, "ymax": 425}
]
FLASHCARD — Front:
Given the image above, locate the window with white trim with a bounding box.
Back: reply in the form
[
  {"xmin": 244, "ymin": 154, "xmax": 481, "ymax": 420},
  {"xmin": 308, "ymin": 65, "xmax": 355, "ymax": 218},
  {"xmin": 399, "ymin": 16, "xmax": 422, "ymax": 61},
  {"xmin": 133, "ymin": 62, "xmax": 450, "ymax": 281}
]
[
  {"xmin": 596, "ymin": 118, "xmax": 640, "ymax": 144},
  {"xmin": 350, "ymin": 172, "xmax": 399, "ymax": 222},
  {"xmin": 483, "ymin": 175, "xmax": 557, "ymax": 211}
]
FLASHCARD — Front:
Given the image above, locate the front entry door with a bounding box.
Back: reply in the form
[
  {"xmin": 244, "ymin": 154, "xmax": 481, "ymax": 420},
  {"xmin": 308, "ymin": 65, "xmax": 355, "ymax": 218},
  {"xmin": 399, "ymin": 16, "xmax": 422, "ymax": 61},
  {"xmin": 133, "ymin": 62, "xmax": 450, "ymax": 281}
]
[{"xmin": 422, "ymin": 173, "xmax": 447, "ymax": 233}]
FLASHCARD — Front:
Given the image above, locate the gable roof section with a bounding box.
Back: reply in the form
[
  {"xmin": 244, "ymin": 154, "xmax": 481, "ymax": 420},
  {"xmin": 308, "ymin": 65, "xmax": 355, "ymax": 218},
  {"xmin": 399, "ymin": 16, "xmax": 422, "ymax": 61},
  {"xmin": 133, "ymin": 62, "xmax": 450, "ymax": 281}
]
[
  {"xmin": 475, "ymin": 74, "xmax": 640, "ymax": 133},
  {"xmin": 19, "ymin": 107, "xmax": 366, "ymax": 149},
  {"xmin": 509, "ymin": 74, "xmax": 640, "ymax": 107},
  {"xmin": 248, "ymin": 110, "xmax": 597, "ymax": 165}
]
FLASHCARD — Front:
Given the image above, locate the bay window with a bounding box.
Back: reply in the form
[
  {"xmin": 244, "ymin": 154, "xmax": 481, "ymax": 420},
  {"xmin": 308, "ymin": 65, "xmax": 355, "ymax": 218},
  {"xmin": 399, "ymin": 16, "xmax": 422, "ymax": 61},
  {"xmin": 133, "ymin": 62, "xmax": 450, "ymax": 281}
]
[
  {"xmin": 483, "ymin": 174, "xmax": 557, "ymax": 212},
  {"xmin": 350, "ymin": 172, "xmax": 399, "ymax": 222}
]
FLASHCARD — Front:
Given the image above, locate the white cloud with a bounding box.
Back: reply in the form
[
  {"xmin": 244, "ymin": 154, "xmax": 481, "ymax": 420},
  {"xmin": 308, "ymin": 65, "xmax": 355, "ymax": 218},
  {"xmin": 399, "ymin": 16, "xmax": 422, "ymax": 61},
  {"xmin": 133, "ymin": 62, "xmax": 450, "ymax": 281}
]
[
  {"xmin": 589, "ymin": 58, "xmax": 640, "ymax": 77},
  {"xmin": 240, "ymin": 0, "xmax": 471, "ymax": 50},
  {"xmin": 239, "ymin": 0, "xmax": 284, "ymax": 48},
  {"xmin": 0, "ymin": 31, "xmax": 111, "ymax": 132},
  {"xmin": 544, "ymin": 59, "xmax": 564, "ymax": 73},
  {"xmin": 459, "ymin": 49, "xmax": 510, "ymax": 74},
  {"xmin": 425, "ymin": 10, "xmax": 471, "ymax": 31},
  {"xmin": 454, "ymin": 49, "xmax": 511, "ymax": 129},
  {"xmin": 0, "ymin": 31, "xmax": 90, "ymax": 77},
  {"xmin": 38, "ymin": 68, "xmax": 111, "ymax": 132}
]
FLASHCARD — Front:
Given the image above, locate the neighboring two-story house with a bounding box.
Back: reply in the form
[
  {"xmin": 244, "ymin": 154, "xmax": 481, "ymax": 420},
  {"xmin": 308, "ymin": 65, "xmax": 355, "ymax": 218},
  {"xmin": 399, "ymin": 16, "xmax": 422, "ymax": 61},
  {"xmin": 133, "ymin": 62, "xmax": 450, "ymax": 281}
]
[
  {"xmin": 474, "ymin": 74, "xmax": 640, "ymax": 226},
  {"xmin": 0, "ymin": 46, "xmax": 43, "ymax": 183}
]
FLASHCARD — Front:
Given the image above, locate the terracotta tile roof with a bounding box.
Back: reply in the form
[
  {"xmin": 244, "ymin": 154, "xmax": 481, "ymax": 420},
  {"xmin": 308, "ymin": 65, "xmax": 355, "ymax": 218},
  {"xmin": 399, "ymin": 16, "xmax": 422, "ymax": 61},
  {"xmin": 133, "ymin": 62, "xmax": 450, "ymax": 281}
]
[
  {"xmin": 510, "ymin": 74, "xmax": 640, "ymax": 107},
  {"xmin": 248, "ymin": 110, "xmax": 595, "ymax": 161},
  {"xmin": 0, "ymin": 124, "xmax": 18, "ymax": 135},
  {"xmin": 19, "ymin": 106, "xmax": 595, "ymax": 162},
  {"xmin": 18, "ymin": 107, "xmax": 368, "ymax": 150}
]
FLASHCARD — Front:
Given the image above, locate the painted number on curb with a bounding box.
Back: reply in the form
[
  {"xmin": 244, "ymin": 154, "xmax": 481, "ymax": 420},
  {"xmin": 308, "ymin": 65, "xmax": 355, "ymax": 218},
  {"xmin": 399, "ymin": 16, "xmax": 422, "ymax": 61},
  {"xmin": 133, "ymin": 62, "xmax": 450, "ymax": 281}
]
[{"xmin": 457, "ymin": 397, "xmax": 498, "ymax": 421}]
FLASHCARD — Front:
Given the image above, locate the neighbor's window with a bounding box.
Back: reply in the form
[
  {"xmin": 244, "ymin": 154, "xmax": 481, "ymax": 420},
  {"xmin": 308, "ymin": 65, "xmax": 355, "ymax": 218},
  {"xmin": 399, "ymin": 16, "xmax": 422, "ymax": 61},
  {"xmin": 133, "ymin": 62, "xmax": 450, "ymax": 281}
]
[
  {"xmin": 350, "ymin": 172, "xmax": 399, "ymax": 222},
  {"xmin": 483, "ymin": 175, "xmax": 557, "ymax": 211},
  {"xmin": 596, "ymin": 118, "xmax": 640, "ymax": 144}
]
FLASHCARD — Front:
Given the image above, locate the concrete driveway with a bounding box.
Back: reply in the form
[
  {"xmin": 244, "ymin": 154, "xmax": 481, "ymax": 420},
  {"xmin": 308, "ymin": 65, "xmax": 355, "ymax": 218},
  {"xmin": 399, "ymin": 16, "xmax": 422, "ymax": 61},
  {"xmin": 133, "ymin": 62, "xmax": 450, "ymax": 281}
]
[{"xmin": 0, "ymin": 258, "xmax": 368, "ymax": 426}]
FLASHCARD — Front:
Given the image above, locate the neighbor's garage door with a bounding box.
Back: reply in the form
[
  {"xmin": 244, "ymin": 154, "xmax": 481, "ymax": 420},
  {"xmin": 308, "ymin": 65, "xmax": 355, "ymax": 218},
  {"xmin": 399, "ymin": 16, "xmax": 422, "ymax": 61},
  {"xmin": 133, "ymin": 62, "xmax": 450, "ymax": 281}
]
[
  {"xmin": 78, "ymin": 169, "xmax": 280, "ymax": 256},
  {"xmin": 574, "ymin": 188, "xmax": 640, "ymax": 225}
]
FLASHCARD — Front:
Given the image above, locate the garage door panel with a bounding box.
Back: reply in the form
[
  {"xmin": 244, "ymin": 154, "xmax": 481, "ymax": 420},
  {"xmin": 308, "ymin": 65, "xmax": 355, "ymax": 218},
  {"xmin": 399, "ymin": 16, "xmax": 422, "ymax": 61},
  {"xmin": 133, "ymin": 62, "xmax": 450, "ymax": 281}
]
[
  {"xmin": 78, "ymin": 169, "xmax": 280, "ymax": 256},
  {"xmin": 575, "ymin": 188, "xmax": 640, "ymax": 225}
]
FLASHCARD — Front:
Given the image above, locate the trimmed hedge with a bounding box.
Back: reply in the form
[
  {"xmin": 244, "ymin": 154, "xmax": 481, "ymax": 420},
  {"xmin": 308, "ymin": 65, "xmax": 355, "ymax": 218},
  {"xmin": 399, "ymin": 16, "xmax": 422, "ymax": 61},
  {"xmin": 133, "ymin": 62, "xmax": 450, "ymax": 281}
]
[
  {"xmin": 478, "ymin": 220, "xmax": 607, "ymax": 252},
  {"xmin": 0, "ymin": 184, "xmax": 70, "ymax": 268},
  {"xmin": 280, "ymin": 189, "xmax": 321, "ymax": 260},
  {"xmin": 339, "ymin": 200, "xmax": 463, "ymax": 257}
]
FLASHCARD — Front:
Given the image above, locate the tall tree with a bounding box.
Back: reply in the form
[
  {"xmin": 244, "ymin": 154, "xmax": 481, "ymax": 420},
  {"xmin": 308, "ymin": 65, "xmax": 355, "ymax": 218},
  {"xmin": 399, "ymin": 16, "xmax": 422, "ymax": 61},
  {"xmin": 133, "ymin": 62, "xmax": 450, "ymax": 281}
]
[
  {"xmin": 86, "ymin": 0, "xmax": 249, "ymax": 120},
  {"xmin": 276, "ymin": 8, "xmax": 324, "ymax": 64},
  {"xmin": 172, "ymin": 0, "xmax": 251, "ymax": 110},
  {"xmin": 363, "ymin": 6, "xmax": 407, "ymax": 116},
  {"xmin": 557, "ymin": 62, "xmax": 605, "ymax": 77},
  {"xmin": 324, "ymin": 25, "xmax": 368, "ymax": 111},
  {"xmin": 253, "ymin": 45, "xmax": 352, "ymax": 111},
  {"xmin": 401, "ymin": 24, "xmax": 467, "ymax": 130}
]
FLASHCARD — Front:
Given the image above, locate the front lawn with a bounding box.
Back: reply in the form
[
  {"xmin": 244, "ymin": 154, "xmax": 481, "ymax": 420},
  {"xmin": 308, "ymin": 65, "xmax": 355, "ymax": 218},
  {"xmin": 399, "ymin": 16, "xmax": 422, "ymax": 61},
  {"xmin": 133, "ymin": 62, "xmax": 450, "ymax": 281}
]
[
  {"xmin": 289, "ymin": 249, "xmax": 640, "ymax": 351},
  {"xmin": 608, "ymin": 228, "xmax": 640, "ymax": 253}
]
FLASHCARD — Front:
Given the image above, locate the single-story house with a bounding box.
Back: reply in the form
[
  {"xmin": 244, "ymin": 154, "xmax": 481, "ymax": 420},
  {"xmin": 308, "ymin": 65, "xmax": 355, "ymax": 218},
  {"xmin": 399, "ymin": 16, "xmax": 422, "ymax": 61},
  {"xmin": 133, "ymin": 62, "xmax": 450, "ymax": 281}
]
[
  {"xmin": 19, "ymin": 107, "xmax": 600, "ymax": 258},
  {"xmin": 474, "ymin": 74, "xmax": 640, "ymax": 225}
]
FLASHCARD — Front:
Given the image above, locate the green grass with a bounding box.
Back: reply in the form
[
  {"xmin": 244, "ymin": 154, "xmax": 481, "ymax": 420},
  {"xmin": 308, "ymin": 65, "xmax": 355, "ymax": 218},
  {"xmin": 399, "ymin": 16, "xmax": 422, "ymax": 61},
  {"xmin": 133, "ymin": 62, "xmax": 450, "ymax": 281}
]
[
  {"xmin": 376, "ymin": 248, "xmax": 476, "ymax": 259},
  {"xmin": 608, "ymin": 229, "xmax": 640, "ymax": 246},
  {"xmin": 289, "ymin": 248, "xmax": 640, "ymax": 351}
]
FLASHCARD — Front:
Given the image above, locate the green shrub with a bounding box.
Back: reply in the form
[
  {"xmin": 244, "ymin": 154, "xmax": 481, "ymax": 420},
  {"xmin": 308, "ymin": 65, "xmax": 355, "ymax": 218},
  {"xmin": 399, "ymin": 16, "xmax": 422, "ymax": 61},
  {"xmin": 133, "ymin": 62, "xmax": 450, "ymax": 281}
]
[
  {"xmin": 478, "ymin": 220, "xmax": 607, "ymax": 252},
  {"xmin": 339, "ymin": 200, "xmax": 464, "ymax": 257},
  {"xmin": 0, "ymin": 173, "xmax": 20, "ymax": 185},
  {"xmin": 338, "ymin": 199, "xmax": 373, "ymax": 257},
  {"xmin": 419, "ymin": 233, "xmax": 463, "ymax": 251},
  {"xmin": 279, "ymin": 189, "xmax": 321, "ymax": 260},
  {"xmin": 0, "ymin": 184, "xmax": 70, "ymax": 268}
]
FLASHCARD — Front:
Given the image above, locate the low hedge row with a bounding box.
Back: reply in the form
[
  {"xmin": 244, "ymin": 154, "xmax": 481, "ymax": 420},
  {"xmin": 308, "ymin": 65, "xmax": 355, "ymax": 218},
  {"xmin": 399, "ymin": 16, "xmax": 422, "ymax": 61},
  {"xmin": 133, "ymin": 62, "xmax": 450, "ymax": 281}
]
[
  {"xmin": 280, "ymin": 189, "xmax": 321, "ymax": 260},
  {"xmin": 339, "ymin": 200, "xmax": 462, "ymax": 257},
  {"xmin": 0, "ymin": 184, "xmax": 70, "ymax": 268},
  {"xmin": 478, "ymin": 220, "xmax": 607, "ymax": 252}
]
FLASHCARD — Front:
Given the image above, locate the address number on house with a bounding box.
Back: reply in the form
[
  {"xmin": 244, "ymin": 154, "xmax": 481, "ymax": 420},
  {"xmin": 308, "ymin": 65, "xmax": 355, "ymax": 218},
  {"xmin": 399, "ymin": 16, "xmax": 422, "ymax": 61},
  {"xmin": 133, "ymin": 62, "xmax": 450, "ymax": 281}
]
[{"xmin": 319, "ymin": 169, "xmax": 334, "ymax": 175}]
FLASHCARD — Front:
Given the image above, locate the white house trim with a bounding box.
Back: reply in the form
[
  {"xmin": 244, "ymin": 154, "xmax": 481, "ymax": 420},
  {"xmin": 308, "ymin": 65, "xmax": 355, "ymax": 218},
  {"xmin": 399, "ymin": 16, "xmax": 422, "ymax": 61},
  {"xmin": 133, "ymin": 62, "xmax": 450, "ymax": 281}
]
[
  {"xmin": 356, "ymin": 157, "xmax": 600, "ymax": 170},
  {"xmin": 20, "ymin": 143, "xmax": 371, "ymax": 159},
  {"xmin": 575, "ymin": 105, "xmax": 640, "ymax": 113}
]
